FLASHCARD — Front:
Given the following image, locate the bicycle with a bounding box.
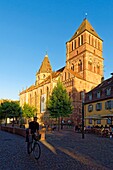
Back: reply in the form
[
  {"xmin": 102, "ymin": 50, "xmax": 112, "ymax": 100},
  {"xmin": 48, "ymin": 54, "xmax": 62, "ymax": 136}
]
[{"xmin": 27, "ymin": 133, "xmax": 41, "ymax": 160}]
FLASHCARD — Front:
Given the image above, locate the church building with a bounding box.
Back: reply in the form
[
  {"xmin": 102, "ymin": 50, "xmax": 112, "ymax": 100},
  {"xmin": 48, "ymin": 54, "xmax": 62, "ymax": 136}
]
[{"xmin": 19, "ymin": 18, "xmax": 104, "ymax": 125}]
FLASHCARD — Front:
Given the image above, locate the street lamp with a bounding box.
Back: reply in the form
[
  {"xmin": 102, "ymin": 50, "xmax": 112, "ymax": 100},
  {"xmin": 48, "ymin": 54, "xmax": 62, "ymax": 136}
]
[{"xmin": 81, "ymin": 91, "xmax": 85, "ymax": 139}]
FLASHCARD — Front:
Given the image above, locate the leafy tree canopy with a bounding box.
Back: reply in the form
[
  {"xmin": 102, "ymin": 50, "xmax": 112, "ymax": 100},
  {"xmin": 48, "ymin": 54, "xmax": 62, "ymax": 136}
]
[
  {"xmin": 22, "ymin": 103, "xmax": 37, "ymax": 119},
  {"xmin": 0, "ymin": 101, "xmax": 22, "ymax": 119},
  {"xmin": 47, "ymin": 80, "xmax": 73, "ymax": 118}
]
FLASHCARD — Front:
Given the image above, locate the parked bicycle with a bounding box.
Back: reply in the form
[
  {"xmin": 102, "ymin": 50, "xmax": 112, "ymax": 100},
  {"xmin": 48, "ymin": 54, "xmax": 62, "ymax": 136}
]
[{"xmin": 27, "ymin": 133, "xmax": 41, "ymax": 160}]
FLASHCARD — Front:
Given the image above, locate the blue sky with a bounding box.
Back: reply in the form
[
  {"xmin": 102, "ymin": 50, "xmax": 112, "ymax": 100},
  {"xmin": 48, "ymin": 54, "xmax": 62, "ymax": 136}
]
[{"xmin": 0, "ymin": 0, "xmax": 113, "ymax": 100}]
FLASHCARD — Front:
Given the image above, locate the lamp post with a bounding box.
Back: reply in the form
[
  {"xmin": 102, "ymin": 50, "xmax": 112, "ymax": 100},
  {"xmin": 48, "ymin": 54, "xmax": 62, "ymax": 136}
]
[{"xmin": 82, "ymin": 91, "xmax": 85, "ymax": 139}]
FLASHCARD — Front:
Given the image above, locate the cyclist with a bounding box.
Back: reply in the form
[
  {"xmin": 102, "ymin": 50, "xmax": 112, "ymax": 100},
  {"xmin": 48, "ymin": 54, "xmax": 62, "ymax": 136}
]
[{"xmin": 26, "ymin": 116, "xmax": 40, "ymax": 142}]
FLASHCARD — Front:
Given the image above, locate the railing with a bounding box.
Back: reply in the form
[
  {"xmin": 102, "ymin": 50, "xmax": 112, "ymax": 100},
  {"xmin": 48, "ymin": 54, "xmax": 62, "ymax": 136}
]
[{"xmin": 0, "ymin": 125, "xmax": 46, "ymax": 140}]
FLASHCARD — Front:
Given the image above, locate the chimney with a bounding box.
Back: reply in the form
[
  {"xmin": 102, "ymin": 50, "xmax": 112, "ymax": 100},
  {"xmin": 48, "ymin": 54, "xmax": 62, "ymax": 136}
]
[
  {"xmin": 111, "ymin": 73, "xmax": 113, "ymax": 77},
  {"xmin": 101, "ymin": 76, "xmax": 104, "ymax": 83}
]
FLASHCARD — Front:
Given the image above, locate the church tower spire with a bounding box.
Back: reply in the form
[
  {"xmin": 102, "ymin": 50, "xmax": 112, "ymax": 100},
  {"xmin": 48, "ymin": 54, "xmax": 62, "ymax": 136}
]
[
  {"xmin": 35, "ymin": 54, "xmax": 52, "ymax": 85},
  {"xmin": 66, "ymin": 18, "xmax": 104, "ymax": 86}
]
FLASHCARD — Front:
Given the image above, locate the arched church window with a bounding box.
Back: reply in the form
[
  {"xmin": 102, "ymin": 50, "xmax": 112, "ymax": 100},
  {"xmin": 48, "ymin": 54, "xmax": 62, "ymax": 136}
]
[
  {"xmin": 29, "ymin": 94, "xmax": 32, "ymax": 105},
  {"xmin": 74, "ymin": 40, "xmax": 76, "ymax": 49},
  {"xmin": 72, "ymin": 41, "xmax": 74, "ymax": 50},
  {"xmin": 89, "ymin": 35, "xmax": 91, "ymax": 44},
  {"xmin": 94, "ymin": 66, "xmax": 96, "ymax": 73},
  {"xmin": 78, "ymin": 37, "xmax": 80, "ymax": 47},
  {"xmin": 88, "ymin": 59, "xmax": 92, "ymax": 71},
  {"xmin": 71, "ymin": 63, "xmax": 74, "ymax": 71},
  {"xmin": 95, "ymin": 39, "xmax": 97, "ymax": 48},
  {"xmin": 68, "ymin": 72, "xmax": 70, "ymax": 79},
  {"xmin": 47, "ymin": 87, "xmax": 49, "ymax": 100},
  {"xmin": 43, "ymin": 74, "xmax": 45, "ymax": 78},
  {"xmin": 78, "ymin": 60, "xmax": 82, "ymax": 72},
  {"xmin": 97, "ymin": 63, "xmax": 100, "ymax": 74},
  {"xmin": 40, "ymin": 89, "xmax": 42, "ymax": 95},
  {"xmin": 92, "ymin": 36, "xmax": 94, "ymax": 46},
  {"xmin": 81, "ymin": 35, "xmax": 83, "ymax": 45},
  {"xmin": 98, "ymin": 41, "xmax": 100, "ymax": 50}
]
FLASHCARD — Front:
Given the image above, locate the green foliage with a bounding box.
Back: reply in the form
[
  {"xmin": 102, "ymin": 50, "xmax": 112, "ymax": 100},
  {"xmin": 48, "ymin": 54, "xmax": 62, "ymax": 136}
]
[
  {"xmin": 22, "ymin": 103, "xmax": 37, "ymax": 118},
  {"xmin": 0, "ymin": 101, "xmax": 22, "ymax": 119},
  {"xmin": 47, "ymin": 80, "xmax": 73, "ymax": 118}
]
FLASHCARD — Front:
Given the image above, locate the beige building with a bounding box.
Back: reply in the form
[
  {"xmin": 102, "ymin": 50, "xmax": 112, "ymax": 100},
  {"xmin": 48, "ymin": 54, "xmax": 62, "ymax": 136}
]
[
  {"xmin": 85, "ymin": 73, "xmax": 113, "ymax": 127},
  {"xmin": 19, "ymin": 18, "xmax": 104, "ymax": 125}
]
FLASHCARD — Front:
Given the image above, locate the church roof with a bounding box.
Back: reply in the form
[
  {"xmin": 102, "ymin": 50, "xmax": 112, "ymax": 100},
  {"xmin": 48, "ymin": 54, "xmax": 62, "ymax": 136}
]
[
  {"xmin": 37, "ymin": 54, "xmax": 52, "ymax": 74},
  {"xmin": 69, "ymin": 18, "xmax": 102, "ymax": 42},
  {"xmin": 66, "ymin": 68, "xmax": 83, "ymax": 79}
]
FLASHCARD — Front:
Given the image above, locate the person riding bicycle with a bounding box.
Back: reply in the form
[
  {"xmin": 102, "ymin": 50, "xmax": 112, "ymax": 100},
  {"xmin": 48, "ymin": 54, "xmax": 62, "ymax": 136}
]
[{"xmin": 26, "ymin": 116, "xmax": 40, "ymax": 142}]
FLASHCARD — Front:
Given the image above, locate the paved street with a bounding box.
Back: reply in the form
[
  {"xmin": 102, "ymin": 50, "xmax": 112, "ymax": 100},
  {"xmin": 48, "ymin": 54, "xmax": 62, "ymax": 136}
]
[{"xmin": 0, "ymin": 129, "xmax": 113, "ymax": 170}]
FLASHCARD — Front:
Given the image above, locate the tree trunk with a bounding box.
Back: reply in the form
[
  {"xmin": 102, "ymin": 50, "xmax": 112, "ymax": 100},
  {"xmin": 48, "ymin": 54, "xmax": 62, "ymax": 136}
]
[{"xmin": 58, "ymin": 117, "xmax": 60, "ymax": 131}]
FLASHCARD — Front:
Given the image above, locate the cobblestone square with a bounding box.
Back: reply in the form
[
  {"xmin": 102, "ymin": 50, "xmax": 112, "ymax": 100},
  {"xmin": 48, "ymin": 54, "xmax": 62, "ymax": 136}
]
[{"xmin": 0, "ymin": 130, "xmax": 113, "ymax": 170}]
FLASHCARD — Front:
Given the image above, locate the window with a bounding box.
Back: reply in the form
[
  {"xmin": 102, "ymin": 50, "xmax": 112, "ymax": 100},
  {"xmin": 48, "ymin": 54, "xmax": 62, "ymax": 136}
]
[
  {"xmin": 89, "ymin": 93, "xmax": 92, "ymax": 100},
  {"xmin": 92, "ymin": 36, "xmax": 94, "ymax": 46},
  {"xmin": 97, "ymin": 91, "xmax": 101, "ymax": 98},
  {"xmin": 97, "ymin": 119, "xmax": 101, "ymax": 124},
  {"xmin": 43, "ymin": 74, "xmax": 45, "ymax": 78},
  {"xmin": 88, "ymin": 62, "xmax": 92, "ymax": 71},
  {"xmin": 78, "ymin": 37, "xmax": 80, "ymax": 47},
  {"xmin": 96, "ymin": 103, "xmax": 102, "ymax": 111},
  {"xmin": 81, "ymin": 35, "xmax": 83, "ymax": 45},
  {"xmin": 105, "ymin": 100, "xmax": 113, "ymax": 110},
  {"xmin": 95, "ymin": 39, "xmax": 97, "ymax": 48},
  {"xmin": 107, "ymin": 118, "xmax": 112, "ymax": 124},
  {"xmin": 98, "ymin": 41, "xmax": 100, "ymax": 50},
  {"xmin": 65, "ymin": 72, "xmax": 66, "ymax": 80},
  {"xmin": 94, "ymin": 66, "xmax": 96, "ymax": 73},
  {"xmin": 78, "ymin": 60, "xmax": 82, "ymax": 72},
  {"xmin": 71, "ymin": 63, "xmax": 74, "ymax": 71},
  {"xmin": 89, "ymin": 35, "xmax": 91, "ymax": 44},
  {"xmin": 68, "ymin": 72, "xmax": 70, "ymax": 79},
  {"xmin": 29, "ymin": 94, "xmax": 32, "ymax": 105},
  {"xmin": 47, "ymin": 87, "xmax": 49, "ymax": 101},
  {"xmin": 74, "ymin": 40, "xmax": 76, "ymax": 49},
  {"xmin": 72, "ymin": 41, "xmax": 74, "ymax": 50},
  {"xmin": 97, "ymin": 66, "xmax": 100, "ymax": 74},
  {"xmin": 88, "ymin": 58, "xmax": 92, "ymax": 71},
  {"xmin": 105, "ymin": 87, "xmax": 111, "ymax": 96},
  {"xmin": 89, "ymin": 119, "xmax": 92, "ymax": 124},
  {"xmin": 88, "ymin": 105, "xmax": 93, "ymax": 112}
]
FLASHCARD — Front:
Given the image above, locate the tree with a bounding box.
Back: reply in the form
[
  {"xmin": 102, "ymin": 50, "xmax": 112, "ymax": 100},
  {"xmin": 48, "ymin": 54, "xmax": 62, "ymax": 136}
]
[
  {"xmin": 0, "ymin": 100, "xmax": 22, "ymax": 125},
  {"xmin": 22, "ymin": 103, "xmax": 37, "ymax": 119},
  {"xmin": 47, "ymin": 80, "xmax": 73, "ymax": 130}
]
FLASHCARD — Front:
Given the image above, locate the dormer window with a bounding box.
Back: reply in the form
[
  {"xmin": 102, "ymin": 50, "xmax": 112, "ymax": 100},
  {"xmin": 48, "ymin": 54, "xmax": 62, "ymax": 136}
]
[
  {"xmin": 105, "ymin": 87, "xmax": 111, "ymax": 96},
  {"xmin": 89, "ymin": 93, "xmax": 92, "ymax": 100},
  {"xmin": 97, "ymin": 91, "xmax": 101, "ymax": 98}
]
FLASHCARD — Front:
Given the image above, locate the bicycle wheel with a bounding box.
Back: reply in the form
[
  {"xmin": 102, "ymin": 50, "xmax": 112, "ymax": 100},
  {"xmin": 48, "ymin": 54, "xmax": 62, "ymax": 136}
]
[
  {"xmin": 33, "ymin": 142, "xmax": 41, "ymax": 160},
  {"xmin": 27, "ymin": 142, "xmax": 32, "ymax": 154}
]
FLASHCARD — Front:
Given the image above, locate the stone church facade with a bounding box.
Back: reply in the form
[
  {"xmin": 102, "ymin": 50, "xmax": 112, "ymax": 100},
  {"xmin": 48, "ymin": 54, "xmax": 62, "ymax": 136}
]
[{"xmin": 19, "ymin": 18, "xmax": 104, "ymax": 125}]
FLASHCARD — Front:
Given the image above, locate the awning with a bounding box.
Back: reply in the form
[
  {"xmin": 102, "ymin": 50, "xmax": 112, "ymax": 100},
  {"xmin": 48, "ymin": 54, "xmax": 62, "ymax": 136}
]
[
  {"xmin": 101, "ymin": 114, "xmax": 113, "ymax": 118},
  {"xmin": 85, "ymin": 115, "xmax": 102, "ymax": 120}
]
